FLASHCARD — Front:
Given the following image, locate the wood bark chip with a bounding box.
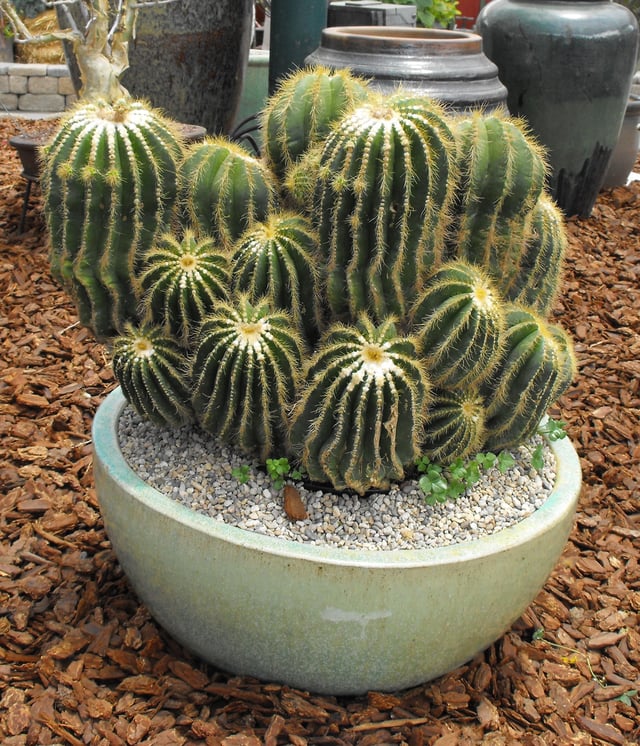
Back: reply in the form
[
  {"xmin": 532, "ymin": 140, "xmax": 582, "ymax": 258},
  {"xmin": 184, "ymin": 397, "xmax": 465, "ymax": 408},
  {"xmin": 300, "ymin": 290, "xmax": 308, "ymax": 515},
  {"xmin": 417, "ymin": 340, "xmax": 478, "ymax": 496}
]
[{"xmin": 0, "ymin": 118, "xmax": 639, "ymax": 743}]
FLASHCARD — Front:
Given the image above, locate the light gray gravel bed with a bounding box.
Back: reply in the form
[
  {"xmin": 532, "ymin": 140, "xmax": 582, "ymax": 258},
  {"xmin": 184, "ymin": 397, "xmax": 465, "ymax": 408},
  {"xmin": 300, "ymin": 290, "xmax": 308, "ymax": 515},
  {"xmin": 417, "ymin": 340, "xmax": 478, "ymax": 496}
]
[{"xmin": 117, "ymin": 407, "xmax": 557, "ymax": 551}]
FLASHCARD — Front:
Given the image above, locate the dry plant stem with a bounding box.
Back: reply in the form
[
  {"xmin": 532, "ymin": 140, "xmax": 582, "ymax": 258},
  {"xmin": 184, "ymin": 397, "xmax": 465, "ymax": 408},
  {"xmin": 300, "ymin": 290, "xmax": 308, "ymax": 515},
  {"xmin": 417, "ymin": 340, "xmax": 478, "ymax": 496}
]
[{"xmin": 0, "ymin": 0, "xmax": 179, "ymax": 102}]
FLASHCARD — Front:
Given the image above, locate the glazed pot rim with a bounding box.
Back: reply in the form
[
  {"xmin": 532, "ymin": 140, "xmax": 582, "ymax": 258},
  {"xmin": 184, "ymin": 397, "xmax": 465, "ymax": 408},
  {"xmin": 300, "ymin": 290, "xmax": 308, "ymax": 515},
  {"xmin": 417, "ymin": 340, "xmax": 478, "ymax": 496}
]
[
  {"xmin": 93, "ymin": 387, "xmax": 582, "ymax": 570},
  {"xmin": 319, "ymin": 26, "xmax": 483, "ymax": 54}
]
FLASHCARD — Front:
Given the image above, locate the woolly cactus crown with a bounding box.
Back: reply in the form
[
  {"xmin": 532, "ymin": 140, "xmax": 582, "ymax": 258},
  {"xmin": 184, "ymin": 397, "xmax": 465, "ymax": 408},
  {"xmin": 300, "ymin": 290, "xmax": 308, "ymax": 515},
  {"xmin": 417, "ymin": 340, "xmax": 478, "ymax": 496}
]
[{"xmin": 42, "ymin": 67, "xmax": 575, "ymax": 496}]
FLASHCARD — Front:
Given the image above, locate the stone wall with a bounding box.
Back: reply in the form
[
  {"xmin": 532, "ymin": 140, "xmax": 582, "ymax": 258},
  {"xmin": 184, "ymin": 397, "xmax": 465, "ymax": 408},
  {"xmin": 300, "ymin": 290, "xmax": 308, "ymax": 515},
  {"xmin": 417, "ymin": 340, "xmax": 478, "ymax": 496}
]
[{"xmin": 0, "ymin": 62, "xmax": 76, "ymax": 114}]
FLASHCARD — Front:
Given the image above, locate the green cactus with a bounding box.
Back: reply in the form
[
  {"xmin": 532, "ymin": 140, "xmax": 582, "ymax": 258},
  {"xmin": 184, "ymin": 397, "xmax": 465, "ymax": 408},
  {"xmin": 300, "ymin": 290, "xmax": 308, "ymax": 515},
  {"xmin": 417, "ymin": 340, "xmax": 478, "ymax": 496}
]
[
  {"xmin": 411, "ymin": 261, "xmax": 506, "ymax": 388},
  {"xmin": 262, "ymin": 66, "xmax": 369, "ymax": 183},
  {"xmin": 190, "ymin": 297, "xmax": 304, "ymax": 459},
  {"xmin": 139, "ymin": 230, "xmax": 230, "ymax": 344},
  {"xmin": 482, "ymin": 306, "xmax": 576, "ymax": 452},
  {"xmin": 313, "ymin": 93, "xmax": 458, "ymax": 322},
  {"xmin": 421, "ymin": 388, "xmax": 487, "ymax": 464},
  {"xmin": 64, "ymin": 68, "xmax": 576, "ymax": 496},
  {"xmin": 231, "ymin": 212, "xmax": 323, "ymax": 340},
  {"xmin": 43, "ymin": 99, "xmax": 183, "ymax": 340},
  {"xmin": 181, "ymin": 137, "xmax": 276, "ymax": 248},
  {"xmin": 290, "ymin": 317, "xmax": 430, "ymax": 494},
  {"xmin": 112, "ymin": 324, "xmax": 194, "ymax": 427},
  {"xmin": 448, "ymin": 111, "xmax": 547, "ymax": 273},
  {"xmin": 500, "ymin": 195, "xmax": 567, "ymax": 315}
]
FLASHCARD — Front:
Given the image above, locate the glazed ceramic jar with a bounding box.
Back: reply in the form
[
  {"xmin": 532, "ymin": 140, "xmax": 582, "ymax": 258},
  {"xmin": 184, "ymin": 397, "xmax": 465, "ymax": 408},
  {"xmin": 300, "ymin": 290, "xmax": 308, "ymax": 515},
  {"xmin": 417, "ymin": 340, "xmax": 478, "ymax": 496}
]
[
  {"xmin": 477, "ymin": 0, "xmax": 639, "ymax": 216},
  {"xmin": 306, "ymin": 26, "xmax": 508, "ymax": 112}
]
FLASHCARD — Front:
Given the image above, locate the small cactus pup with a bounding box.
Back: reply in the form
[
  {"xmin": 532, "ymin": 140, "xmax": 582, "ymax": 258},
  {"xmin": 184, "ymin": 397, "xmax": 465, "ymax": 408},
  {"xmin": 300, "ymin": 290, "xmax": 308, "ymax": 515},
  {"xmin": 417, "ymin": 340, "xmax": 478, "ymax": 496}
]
[
  {"xmin": 421, "ymin": 388, "xmax": 487, "ymax": 464},
  {"xmin": 231, "ymin": 212, "xmax": 323, "ymax": 340},
  {"xmin": 500, "ymin": 194, "xmax": 568, "ymax": 315},
  {"xmin": 262, "ymin": 66, "xmax": 370, "ymax": 183},
  {"xmin": 311, "ymin": 92, "xmax": 458, "ymax": 322},
  {"xmin": 42, "ymin": 99, "xmax": 184, "ymax": 340},
  {"xmin": 138, "ymin": 229, "xmax": 231, "ymax": 344},
  {"xmin": 190, "ymin": 297, "xmax": 305, "ymax": 460},
  {"xmin": 181, "ymin": 137, "xmax": 277, "ymax": 248},
  {"xmin": 290, "ymin": 317, "xmax": 431, "ymax": 494},
  {"xmin": 481, "ymin": 305, "xmax": 576, "ymax": 452},
  {"xmin": 112, "ymin": 324, "xmax": 195, "ymax": 428}
]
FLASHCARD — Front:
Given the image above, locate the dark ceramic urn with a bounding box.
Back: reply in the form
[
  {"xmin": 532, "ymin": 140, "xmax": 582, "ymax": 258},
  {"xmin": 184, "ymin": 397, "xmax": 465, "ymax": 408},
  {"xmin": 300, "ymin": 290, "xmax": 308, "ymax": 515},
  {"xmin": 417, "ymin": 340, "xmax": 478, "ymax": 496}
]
[{"xmin": 477, "ymin": 0, "xmax": 639, "ymax": 217}]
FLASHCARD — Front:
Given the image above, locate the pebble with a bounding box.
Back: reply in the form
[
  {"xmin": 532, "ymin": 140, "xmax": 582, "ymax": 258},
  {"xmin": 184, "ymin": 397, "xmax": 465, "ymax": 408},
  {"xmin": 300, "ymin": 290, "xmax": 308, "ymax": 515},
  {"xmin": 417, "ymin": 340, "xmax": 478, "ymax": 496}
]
[{"xmin": 117, "ymin": 408, "xmax": 558, "ymax": 552}]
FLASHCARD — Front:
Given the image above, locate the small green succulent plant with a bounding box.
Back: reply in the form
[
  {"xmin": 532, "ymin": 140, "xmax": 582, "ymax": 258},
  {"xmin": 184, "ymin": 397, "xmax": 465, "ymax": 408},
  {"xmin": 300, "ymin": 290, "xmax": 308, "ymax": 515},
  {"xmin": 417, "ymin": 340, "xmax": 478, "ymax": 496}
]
[{"xmin": 42, "ymin": 66, "xmax": 576, "ymax": 496}]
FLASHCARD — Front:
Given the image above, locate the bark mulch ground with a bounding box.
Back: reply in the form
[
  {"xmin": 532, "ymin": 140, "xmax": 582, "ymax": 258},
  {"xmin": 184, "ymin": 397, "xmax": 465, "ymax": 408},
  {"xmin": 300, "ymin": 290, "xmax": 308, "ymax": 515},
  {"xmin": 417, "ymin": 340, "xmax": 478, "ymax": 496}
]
[{"xmin": 0, "ymin": 116, "xmax": 638, "ymax": 746}]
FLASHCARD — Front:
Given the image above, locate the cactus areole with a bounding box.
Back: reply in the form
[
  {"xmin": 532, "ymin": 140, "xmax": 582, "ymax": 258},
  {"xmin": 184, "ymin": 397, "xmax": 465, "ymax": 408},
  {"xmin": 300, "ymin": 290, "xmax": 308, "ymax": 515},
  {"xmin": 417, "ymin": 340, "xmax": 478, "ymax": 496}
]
[{"xmin": 43, "ymin": 67, "xmax": 577, "ymax": 497}]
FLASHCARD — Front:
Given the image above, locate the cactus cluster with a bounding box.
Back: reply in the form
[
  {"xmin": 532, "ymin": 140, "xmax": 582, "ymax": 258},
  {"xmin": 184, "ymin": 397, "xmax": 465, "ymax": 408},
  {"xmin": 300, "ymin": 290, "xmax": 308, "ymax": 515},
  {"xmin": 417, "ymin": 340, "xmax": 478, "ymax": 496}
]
[{"xmin": 43, "ymin": 67, "xmax": 575, "ymax": 496}]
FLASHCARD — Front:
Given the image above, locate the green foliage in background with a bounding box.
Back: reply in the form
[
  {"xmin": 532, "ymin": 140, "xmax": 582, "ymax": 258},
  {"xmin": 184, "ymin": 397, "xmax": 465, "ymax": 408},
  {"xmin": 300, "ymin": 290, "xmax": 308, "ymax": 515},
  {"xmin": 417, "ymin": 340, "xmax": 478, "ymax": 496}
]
[{"xmin": 386, "ymin": 0, "xmax": 459, "ymax": 28}]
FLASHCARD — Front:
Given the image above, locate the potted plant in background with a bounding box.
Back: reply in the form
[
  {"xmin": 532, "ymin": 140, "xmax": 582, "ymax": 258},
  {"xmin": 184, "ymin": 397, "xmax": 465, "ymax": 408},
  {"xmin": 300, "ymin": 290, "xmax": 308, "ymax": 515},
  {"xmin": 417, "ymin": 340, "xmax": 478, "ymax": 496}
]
[
  {"xmin": 53, "ymin": 0, "xmax": 253, "ymax": 135},
  {"xmin": 0, "ymin": 14, "xmax": 13, "ymax": 61},
  {"xmin": 387, "ymin": 0, "xmax": 460, "ymax": 28},
  {"xmin": 31, "ymin": 50, "xmax": 582, "ymax": 694}
]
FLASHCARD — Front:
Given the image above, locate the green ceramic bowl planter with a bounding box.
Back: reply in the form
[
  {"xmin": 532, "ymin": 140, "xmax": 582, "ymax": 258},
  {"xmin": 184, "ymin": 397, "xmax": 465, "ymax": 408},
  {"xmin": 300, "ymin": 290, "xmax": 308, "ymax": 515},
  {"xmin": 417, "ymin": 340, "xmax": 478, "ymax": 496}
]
[
  {"xmin": 7, "ymin": 0, "xmax": 582, "ymax": 691},
  {"xmin": 93, "ymin": 387, "xmax": 581, "ymax": 695}
]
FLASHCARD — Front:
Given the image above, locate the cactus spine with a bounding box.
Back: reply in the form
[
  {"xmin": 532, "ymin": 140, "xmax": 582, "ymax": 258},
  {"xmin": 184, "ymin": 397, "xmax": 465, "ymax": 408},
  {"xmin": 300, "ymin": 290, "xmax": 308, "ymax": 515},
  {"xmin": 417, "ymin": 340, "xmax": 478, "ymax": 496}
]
[
  {"xmin": 43, "ymin": 100, "xmax": 183, "ymax": 339},
  {"xmin": 190, "ymin": 297, "xmax": 304, "ymax": 459},
  {"xmin": 139, "ymin": 230, "xmax": 230, "ymax": 344},
  {"xmin": 112, "ymin": 324, "xmax": 194, "ymax": 427},
  {"xmin": 313, "ymin": 94, "xmax": 458, "ymax": 322},
  {"xmin": 231, "ymin": 213, "xmax": 323, "ymax": 340},
  {"xmin": 262, "ymin": 66, "xmax": 369, "ymax": 182},
  {"xmin": 290, "ymin": 318, "xmax": 430, "ymax": 494},
  {"xmin": 412, "ymin": 261, "xmax": 506, "ymax": 388},
  {"xmin": 482, "ymin": 306, "xmax": 576, "ymax": 451},
  {"xmin": 181, "ymin": 137, "xmax": 276, "ymax": 248}
]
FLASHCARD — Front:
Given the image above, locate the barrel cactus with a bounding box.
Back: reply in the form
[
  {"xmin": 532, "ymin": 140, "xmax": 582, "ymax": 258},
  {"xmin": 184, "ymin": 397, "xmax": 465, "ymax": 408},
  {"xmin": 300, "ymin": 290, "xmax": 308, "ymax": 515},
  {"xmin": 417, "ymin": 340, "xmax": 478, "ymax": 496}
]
[
  {"xmin": 447, "ymin": 111, "xmax": 547, "ymax": 271},
  {"xmin": 139, "ymin": 230, "xmax": 230, "ymax": 344},
  {"xmin": 411, "ymin": 261, "xmax": 506, "ymax": 389},
  {"xmin": 231, "ymin": 212, "xmax": 323, "ymax": 339},
  {"xmin": 262, "ymin": 66, "xmax": 370, "ymax": 182},
  {"xmin": 482, "ymin": 306, "xmax": 576, "ymax": 452},
  {"xmin": 190, "ymin": 297, "xmax": 304, "ymax": 459},
  {"xmin": 421, "ymin": 388, "xmax": 487, "ymax": 464},
  {"xmin": 47, "ymin": 67, "xmax": 574, "ymax": 495},
  {"xmin": 289, "ymin": 318, "xmax": 430, "ymax": 494},
  {"xmin": 42, "ymin": 99, "xmax": 183, "ymax": 339},
  {"xmin": 112, "ymin": 324, "xmax": 194, "ymax": 428},
  {"xmin": 181, "ymin": 137, "xmax": 276, "ymax": 247},
  {"xmin": 310, "ymin": 93, "xmax": 459, "ymax": 323}
]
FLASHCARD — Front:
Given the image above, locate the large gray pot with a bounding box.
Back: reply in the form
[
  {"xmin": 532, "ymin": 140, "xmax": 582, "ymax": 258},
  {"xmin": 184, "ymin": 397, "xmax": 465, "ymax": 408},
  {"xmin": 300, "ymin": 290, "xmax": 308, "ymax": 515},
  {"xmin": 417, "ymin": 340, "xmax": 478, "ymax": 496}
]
[
  {"xmin": 305, "ymin": 27, "xmax": 508, "ymax": 112},
  {"xmin": 59, "ymin": 0, "xmax": 254, "ymax": 134},
  {"xmin": 93, "ymin": 388, "xmax": 582, "ymax": 696}
]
